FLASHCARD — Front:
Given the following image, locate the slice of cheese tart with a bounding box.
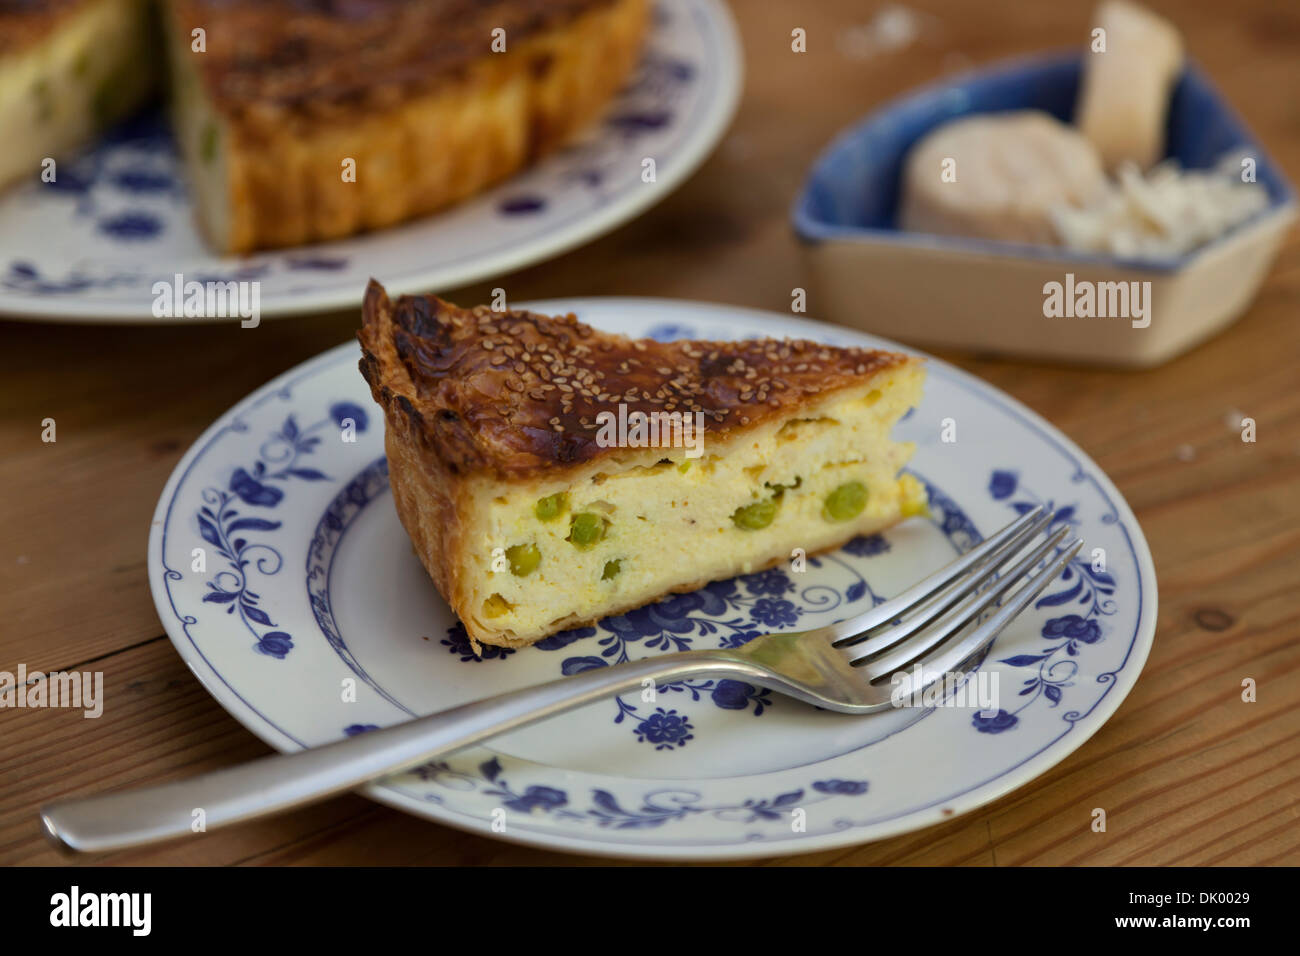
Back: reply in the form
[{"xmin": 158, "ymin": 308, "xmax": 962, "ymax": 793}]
[
  {"xmin": 161, "ymin": 0, "xmax": 648, "ymax": 253},
  {"xmin": 358, "ymin": 282, "xmax": 928, "ymax": 649},
  {"xmin": 0, "ymin": 0, "xmax": 156, "ymax": 191}
]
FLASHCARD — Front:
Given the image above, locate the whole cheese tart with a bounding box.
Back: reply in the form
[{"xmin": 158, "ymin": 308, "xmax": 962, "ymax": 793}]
[
  {"xmin": 0, "ymin": 0, "xmax": 155, "ymax": 191},
  {"xmin": 162, "ymin": 0, "xmax": 648, "ymax": 253},
  {"xmin": 358, "ymin": 282, "xmax": 928, "ymax": 649}
]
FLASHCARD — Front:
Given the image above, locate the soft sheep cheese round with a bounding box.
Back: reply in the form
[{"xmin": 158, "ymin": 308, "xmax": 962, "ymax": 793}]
[
  {"xmin": 899, "ymin": 110, "xmax": 1108, "ymax": 246},
  {"xmin": 1074, "ymin": 0, "xmax": 1183, "ymax": 173}
]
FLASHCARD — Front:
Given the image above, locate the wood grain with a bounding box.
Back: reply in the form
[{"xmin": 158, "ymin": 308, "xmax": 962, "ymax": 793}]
[{"xmin": 1, "ymin": 0, "xmax": 1297, "ymax": 866}]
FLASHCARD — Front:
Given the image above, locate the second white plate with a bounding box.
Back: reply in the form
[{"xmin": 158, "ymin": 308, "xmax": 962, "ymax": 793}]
[{"xmin": 0, "ymin": 0, "xmax": 741, "ymax": 322}]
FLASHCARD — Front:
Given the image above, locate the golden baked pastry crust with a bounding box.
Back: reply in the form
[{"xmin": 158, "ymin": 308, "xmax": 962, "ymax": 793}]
[
  {"xmin": 358, "ymin": 282, "xmax": 911, "ymax": 481},
  {"xmin": 163, "ymin": 0, "xmax": 649, "ymax": 252},
  {"xmin": 359, "ymin": 282, "xmax": 925, "ymax": 649}
]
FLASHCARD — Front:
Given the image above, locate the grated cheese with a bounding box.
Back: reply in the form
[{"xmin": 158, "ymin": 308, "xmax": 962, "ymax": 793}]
[{"xmin": 1050, "ymin": 154, "xmax": 1268, "ymax": 260}]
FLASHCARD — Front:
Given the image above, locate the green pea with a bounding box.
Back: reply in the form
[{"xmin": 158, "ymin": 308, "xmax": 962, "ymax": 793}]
[
  {"xmin": 823, "ymin": 481, "xmax": 867, "ymax": 522},
  {"xmin": 678, "ymin": 461, "xmax": 691, "ymax": 474},
  {"xmin": 534, "ymin": 492, "xmax": 568, "ymax": 522},
  {"xmin": 505, "ymin": 543, "xmax": 540, "ymax": 577},
  {"xmin": 568, "ymin": 512, "xmax": 607, "ymax": 549},
  {"xmin": 765, "ymin": 476, "xmax": 802, "ymax": 494},
  {"xmin": 92, "ymin": 79, "xmax": 115, "ymax": 126},
  {"xmin": 602, "ymin": 559, "xmax": 622, "ymax": 580},
  {"xmin": 200, "ymin": 122, "xmax": 218, "ymax": 164},
  {"xmin": 32, "ymin": 80, "xmax": 53, "ymax": 122},
  {"xmin": 731, "ymin": 496, "xmax": 780, "ymax": 530},
  {"xmin": 91, "ymin": 65, "xmax": 132, "ymax": 126}
]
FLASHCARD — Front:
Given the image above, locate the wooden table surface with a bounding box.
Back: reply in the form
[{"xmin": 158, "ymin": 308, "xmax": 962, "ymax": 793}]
[{"xmin": 2, "ymin": 0, "xmax": 1297, "ymax": 866}]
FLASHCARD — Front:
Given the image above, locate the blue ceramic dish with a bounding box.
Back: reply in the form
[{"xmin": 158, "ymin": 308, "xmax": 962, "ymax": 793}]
[
  {"xmin": 790, "ymin": 53, "xmax": 1296, "ymax": 365},
  {"xmin": 794, "ymin": 52, "xmax": 1294, "ymax": 270}
]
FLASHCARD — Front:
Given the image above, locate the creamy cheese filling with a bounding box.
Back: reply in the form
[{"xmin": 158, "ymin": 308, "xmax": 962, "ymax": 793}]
[
  {"xmin": 0, "ymin": 0, "xmax": 154, "ymax": 190},
  {"xmin": 463, "ymin": 365, "xmax": 926, "ymax": 641}
]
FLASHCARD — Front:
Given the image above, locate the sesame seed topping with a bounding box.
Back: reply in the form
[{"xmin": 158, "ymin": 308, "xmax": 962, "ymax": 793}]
[{"xmin": 381, "ymin": 294, "xmax": 906, "ymax": 474}]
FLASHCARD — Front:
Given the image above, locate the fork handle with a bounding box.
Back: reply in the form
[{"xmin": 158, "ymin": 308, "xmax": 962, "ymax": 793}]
[{"xmin": 40, "ymin": 649, "xmax": 757, "ymax": 853}]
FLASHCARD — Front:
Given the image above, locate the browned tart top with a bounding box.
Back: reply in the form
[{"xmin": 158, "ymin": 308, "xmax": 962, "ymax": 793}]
[
  {"xmin": 358, "ymin": 282, "xmax": 915, "ymax": 481},
  {"xmin": 168, "ymin": 0, "xmax": 616, "ymax": 119}
]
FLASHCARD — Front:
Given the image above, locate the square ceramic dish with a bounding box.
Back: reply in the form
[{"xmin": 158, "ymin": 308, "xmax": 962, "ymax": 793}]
[{"xmin": 792, "ymin": 53, "xmax": 1295, "ymax": 367}]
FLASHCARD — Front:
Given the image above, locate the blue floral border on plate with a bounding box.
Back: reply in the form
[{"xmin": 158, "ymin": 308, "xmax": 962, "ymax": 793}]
[{"xmin": 157, "ymin": 336, "xmax": 1147, "ymax": 848}]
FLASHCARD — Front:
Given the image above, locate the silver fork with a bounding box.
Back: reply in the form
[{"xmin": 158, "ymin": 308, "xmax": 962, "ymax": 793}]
[{"xmin": 41, "ymin": 506, "xmax": 1078, "ymax": 853}]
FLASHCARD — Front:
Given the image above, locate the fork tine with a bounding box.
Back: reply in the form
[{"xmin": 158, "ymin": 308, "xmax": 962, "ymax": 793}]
[
  {"xmin": 852, "ymin": 526, "xmax": 1074, "ymax": 674},
  {"xmin": 864, "ymin": 538, "xmax": 1083, "ymax": 698},
  {"xmin": 835, "ymin": 508, "xmax": 1057, "ymax": 654},
  {"xmin": 826, "ymin": 504, "xmax": 1049, "ymax": 643}
]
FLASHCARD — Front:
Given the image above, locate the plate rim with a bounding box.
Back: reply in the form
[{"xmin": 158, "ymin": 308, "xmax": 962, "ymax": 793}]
[
  {"xmin": 0, "ymin": 0, "xmax": 743, "ymax": 323},
  {"xmin": 147, "ymin": 296, "xmax": 1158, "ymax": 860}
]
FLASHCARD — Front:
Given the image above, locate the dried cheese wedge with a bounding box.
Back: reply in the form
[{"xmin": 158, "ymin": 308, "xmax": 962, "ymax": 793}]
[{"xmin": 1075, "ymin": 0, "xmax": 1184, "ymax": 172}]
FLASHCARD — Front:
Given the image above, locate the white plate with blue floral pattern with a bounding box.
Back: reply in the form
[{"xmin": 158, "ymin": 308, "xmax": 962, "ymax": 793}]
[
  {"xmin": 0, "ymin": 0, "xmax": 739, "ymax": 323},
  {"xmin": 148, "ymin": 298, "xmax": 1157, "ymax": 860}
]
